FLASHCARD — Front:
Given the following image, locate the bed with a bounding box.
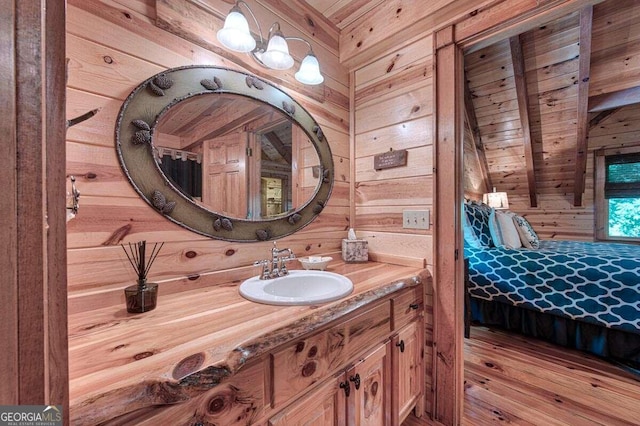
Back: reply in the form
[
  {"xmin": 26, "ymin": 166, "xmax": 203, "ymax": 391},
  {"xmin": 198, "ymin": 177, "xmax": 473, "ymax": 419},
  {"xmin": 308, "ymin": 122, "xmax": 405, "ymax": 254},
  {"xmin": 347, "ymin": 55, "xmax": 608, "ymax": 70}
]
[{"xmin": 463, "ymin": 201, "xmax": 640, "ymax": 368}]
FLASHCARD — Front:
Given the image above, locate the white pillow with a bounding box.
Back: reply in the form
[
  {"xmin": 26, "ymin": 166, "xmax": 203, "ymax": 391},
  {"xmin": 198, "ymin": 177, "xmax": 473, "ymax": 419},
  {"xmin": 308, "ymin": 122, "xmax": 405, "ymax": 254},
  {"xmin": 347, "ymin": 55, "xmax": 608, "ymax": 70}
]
[
  {"xmin": 512, "ymin": 214, "xmax": 540, "ymax": 249},
  {"xmin": 496, "ymin": 210, "xmax": 522, "ymax": 249}
]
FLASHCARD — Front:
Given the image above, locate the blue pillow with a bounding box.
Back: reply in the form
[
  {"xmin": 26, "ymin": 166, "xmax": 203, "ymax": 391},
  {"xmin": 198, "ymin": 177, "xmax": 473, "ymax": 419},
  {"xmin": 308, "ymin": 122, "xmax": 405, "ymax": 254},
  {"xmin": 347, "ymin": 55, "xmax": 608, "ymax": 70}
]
[
  {"xmin": 464, "ymin": 202, "xmax": 493, "ymax": 248},
  {"xmin": 463, "ymin": 210, "xmax": 483, "ymax": 248},
  {"xmin": 488, "ymin": 208, "xmax": 505, "ymax": 247}
]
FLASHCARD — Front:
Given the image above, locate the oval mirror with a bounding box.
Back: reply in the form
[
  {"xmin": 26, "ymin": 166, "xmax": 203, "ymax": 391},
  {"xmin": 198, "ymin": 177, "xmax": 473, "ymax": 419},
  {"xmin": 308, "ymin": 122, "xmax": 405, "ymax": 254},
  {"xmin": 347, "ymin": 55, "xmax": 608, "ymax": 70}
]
[{"xmin": 116, "ymin": 66, "xmax": 333, "ymax": 242}]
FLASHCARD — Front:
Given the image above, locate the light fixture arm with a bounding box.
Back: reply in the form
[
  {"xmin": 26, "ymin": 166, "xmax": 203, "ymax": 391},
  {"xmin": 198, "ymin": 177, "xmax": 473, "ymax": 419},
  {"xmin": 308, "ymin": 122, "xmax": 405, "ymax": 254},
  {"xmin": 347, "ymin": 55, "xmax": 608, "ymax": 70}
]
[
  {"xmin": 234, "ymin": 0, "xmax": 264, "ymax": 47},
  {"xmin": 282, "ymin": 35, "xmax": 314, "ymax": 54}
]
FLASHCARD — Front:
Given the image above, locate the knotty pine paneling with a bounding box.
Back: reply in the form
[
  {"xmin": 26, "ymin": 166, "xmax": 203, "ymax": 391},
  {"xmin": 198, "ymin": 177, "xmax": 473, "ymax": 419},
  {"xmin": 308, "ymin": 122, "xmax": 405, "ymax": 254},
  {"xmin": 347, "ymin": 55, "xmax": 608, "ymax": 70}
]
[
  {"xmin": 304, "ymin": 0, "xmax": 386, "ymax": 30},
  {"xmin": 353, "ymin": 37, "xmax": 434, "ymax": 268},
  {"xmin": 588, "ymin": 103, "xmax": 640, "ymax": 150},
  {"xmin": 590, "ymin": 0, "xmax": 640, "ymax": 96},
  {"xmin": 66, "ymin": 0, "xmax": 350, "ymax": 312},
  {"xmin": 339, "ymin": 0, "xmax": 505, "ymax": 68},
  {"xmin": 356, "ymin": 176, "xmax": 433, "ymax": 207}
]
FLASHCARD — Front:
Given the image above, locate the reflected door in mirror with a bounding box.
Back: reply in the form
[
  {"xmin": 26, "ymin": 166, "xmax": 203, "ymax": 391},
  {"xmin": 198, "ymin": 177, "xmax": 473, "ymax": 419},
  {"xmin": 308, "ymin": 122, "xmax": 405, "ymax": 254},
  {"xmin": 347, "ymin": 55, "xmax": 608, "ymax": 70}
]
[{"xmin": 203, "ymin": 131, "xmax": 247, "ymax": 218}]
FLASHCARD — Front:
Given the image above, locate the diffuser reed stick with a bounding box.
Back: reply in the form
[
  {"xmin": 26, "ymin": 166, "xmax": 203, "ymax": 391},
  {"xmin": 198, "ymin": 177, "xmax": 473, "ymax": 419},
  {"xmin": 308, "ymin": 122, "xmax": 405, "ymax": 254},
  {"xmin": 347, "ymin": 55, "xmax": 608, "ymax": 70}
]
[{"xmin": 121, "ymin": 240, "xmax": 164, "ymax": 287}]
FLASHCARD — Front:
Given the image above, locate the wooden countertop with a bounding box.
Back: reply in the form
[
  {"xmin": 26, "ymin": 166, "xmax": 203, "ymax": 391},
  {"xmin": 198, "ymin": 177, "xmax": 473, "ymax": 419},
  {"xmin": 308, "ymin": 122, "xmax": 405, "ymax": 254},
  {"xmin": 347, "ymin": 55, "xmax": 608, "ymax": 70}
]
[{"xmin": 68, "ymin": 260, "xmax": 430, "ymax": 424}]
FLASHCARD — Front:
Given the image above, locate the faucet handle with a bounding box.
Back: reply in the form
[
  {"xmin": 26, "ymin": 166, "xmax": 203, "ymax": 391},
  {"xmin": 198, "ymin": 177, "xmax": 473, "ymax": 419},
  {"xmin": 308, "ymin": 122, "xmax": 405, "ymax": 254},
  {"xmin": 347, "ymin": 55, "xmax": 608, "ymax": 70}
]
[
  {"xmin": 278, "ymin": 251, "xmax": 295, "ymax": 276},
  {"xmin": 254, "ymin": 259, "xmax": 270, "ymax": 280}
]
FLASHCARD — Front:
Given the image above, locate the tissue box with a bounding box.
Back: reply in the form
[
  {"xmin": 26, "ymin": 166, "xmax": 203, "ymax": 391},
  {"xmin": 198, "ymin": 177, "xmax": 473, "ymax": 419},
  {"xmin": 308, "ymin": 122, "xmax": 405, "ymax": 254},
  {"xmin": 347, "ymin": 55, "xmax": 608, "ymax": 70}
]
[{"xmin": 342, "ymin": 239, "xmax": 368, "ymax": 263}]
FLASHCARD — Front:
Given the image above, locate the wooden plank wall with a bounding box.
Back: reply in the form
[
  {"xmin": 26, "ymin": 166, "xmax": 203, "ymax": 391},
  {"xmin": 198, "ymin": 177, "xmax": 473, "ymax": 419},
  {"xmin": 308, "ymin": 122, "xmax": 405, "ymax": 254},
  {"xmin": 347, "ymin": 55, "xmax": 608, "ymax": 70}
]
[
  {"xmin": 65, "ymin": 0, "xmax": 350, "ymax": 314},
  {"xmin": 353, "ymin": 37, "xmax": 434, "ymax": 269}
]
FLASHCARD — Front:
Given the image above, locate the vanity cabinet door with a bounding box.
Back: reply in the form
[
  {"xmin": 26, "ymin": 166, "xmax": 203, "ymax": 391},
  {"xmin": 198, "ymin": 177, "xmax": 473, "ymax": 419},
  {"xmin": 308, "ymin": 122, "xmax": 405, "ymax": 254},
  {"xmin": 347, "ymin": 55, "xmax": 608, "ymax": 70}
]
[
  {"xmin": 346, "ymin": 342, "xmax": 390, "ymax": 426},
  {"xmin": 392, "ymin": 319, "xmax": 424, "ymax": 425},
  {"xmin": 269, "ymin": 372, "xmax": 346, "ymax": 426},
  {"xmin": 271, "ymin": 301, "xmax": 391, "ymax": 408}
]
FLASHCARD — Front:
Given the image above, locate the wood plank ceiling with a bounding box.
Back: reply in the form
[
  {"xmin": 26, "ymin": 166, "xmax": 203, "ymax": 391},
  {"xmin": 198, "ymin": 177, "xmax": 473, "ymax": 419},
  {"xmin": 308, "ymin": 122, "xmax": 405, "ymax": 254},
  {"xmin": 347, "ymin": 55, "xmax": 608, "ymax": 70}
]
[
  {"xmin": 302, "ymin": 0, "xmax": 386, "ymax": 29},
  {"xmin": 464, "ymin": 0, "xmax": 640, "ymax": 207}
]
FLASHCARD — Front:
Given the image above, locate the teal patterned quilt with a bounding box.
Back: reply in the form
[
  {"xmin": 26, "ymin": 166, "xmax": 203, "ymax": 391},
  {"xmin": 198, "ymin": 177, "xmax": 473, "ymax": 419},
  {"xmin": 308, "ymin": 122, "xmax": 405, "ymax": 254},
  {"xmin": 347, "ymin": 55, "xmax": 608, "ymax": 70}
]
[{"xmin": 465, "ymin": 240, "xmax": 640, "ymax": 334}]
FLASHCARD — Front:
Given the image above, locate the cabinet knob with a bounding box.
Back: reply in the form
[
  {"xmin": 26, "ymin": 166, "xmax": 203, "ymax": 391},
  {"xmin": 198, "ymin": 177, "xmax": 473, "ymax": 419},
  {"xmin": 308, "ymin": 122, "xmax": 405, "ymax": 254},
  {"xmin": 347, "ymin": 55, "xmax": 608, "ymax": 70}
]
[
  {"xmin": 396, "ymin": 340, "xmax": 405, "ymax": 353},
  {"xmin": 349, "ymin": 373, "xmax": 361, "ymax": 390},
  {"xmin": 339, "ymin": 380, "xmax": 351, "ymax": 397},
  {"xmin": 409, "ymin": 303, "xmax": 419, "ymax": 310}
]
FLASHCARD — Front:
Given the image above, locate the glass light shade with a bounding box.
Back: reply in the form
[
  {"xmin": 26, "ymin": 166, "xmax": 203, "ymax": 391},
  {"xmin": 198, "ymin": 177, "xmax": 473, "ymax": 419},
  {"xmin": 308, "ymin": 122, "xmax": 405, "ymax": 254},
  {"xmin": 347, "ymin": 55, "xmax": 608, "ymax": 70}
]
[
  {"xmin": 483, "ymin": 191, "xmax": 510, "ymax": 209},
  {"xmin": 260, "ymin": 33, "xmax": 294, "ymax": 70},
  {"xmin": 216, "ymin": 9, "xmax": 256, "ymax": 53},
  {"xmin": 295, "ymin": 54, "xmax": 324, "ymax": 85}
]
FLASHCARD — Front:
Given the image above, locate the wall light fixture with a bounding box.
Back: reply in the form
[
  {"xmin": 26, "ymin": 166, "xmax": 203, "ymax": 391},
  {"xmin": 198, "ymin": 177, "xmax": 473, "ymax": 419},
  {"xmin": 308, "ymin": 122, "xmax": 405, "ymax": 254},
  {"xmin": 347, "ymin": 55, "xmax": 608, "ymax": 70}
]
[{"xmin": 217, "ymin": 0, "xmax": 324, "ymax": 85}]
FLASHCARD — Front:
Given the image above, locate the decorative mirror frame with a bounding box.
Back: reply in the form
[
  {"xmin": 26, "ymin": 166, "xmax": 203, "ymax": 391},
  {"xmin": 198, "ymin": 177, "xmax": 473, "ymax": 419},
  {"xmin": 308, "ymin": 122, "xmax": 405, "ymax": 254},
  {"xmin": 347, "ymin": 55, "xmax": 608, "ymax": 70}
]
[{"xmin": 115, "ymin": 66, "xmax": 333, "ymax": 242}]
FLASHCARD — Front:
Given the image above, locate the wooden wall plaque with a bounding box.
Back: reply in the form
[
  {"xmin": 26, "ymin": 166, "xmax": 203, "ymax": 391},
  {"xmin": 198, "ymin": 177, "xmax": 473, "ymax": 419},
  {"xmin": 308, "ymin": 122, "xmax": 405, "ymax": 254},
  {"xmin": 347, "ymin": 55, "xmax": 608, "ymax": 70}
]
[{"xmin": 374, "ymin": 149, "xmax": 407, "ymax": 170}]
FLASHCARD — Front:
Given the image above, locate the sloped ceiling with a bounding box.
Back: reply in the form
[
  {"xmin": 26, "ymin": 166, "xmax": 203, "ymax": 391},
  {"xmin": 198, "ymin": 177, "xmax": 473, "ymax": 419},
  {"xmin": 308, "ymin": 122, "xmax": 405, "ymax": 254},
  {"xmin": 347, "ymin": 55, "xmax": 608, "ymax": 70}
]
[{"xmin": 464, "ymin": 0, "xmax": 640, "ymax": 207}]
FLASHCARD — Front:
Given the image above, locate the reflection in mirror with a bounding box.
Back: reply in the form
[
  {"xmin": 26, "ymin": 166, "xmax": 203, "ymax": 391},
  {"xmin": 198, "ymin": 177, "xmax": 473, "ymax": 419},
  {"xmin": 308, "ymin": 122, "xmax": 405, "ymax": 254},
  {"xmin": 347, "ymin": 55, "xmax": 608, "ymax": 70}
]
[{"xmin": 154, "ymin": 94, "xmax": 319, "ymax": 220}]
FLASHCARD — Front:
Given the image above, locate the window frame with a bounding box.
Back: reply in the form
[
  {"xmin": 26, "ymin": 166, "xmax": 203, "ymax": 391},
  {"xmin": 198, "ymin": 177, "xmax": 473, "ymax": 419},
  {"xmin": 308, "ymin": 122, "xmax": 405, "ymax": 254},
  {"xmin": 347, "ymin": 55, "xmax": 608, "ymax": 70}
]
[{"xmin": 594, "ymin": 147, "xmax": 640, "ymax": 242}]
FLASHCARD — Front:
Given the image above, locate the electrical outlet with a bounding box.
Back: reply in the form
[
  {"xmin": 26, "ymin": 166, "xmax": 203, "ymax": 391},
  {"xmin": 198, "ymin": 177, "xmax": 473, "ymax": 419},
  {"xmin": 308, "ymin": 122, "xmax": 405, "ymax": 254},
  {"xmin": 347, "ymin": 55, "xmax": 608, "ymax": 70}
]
[{"xmin": 402, "ymin": 210, "xmax": 430, "ymax": 230}]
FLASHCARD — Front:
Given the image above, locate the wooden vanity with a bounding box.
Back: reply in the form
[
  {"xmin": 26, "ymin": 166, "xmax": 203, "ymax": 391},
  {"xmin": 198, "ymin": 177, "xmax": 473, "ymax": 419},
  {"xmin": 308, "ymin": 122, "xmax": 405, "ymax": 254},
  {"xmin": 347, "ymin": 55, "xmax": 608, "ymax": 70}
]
[{"xmin": 68, "ymin": 260, "xmax": 432, "ymax": 425}]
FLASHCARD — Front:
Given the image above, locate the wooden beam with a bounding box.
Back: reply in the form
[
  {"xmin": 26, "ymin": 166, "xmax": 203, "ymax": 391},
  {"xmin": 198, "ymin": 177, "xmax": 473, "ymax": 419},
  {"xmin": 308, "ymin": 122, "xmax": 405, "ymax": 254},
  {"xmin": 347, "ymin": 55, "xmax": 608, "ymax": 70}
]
[
  {"xmin": 588, "ymin": 86, "xmax": 640, "ymax": 112},
  {"xmin": 1, "ymin": 0, "xmax": 69, "ymax": 419},
  {"xmin": 433, "ymin": 26, "xmax": 464, "ymax": 426},
  {"xmin": 464, "ymin": 79, "xmax": 492, "ymax": 192},
  {"xmin": 264, "ymin": 132, "xmax": 292, "ymax": 165},
  {"xmin": 45, "ymin": 0, "xmax": 70, "ymax": 415},
  {"xmin": 509, "ymin": 35, "xmax": 537, "ymax": 208},
  {"xmin": 573, "ymin": 5, "xmax": 593, "ymax": 207},
  {"xmin": 1, "ymin": 0, "xmax": 19, "ymax": 405}
]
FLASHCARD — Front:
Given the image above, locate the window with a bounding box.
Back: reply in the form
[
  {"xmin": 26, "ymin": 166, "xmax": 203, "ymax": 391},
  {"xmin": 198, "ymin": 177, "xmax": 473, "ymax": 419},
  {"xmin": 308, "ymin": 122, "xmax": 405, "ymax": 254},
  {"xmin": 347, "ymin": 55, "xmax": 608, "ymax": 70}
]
[{"xmin": 595, "ymin": 151, "xmax": 640, "ymax": 241}]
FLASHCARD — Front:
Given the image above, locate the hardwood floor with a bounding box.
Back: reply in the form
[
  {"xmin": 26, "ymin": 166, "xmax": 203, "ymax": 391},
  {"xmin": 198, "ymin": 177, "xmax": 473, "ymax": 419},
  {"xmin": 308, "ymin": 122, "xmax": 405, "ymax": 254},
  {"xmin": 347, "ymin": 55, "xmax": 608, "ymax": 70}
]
[{"xmin": 403, "ymin": 326, "xmax": 640, "ymax": 425}]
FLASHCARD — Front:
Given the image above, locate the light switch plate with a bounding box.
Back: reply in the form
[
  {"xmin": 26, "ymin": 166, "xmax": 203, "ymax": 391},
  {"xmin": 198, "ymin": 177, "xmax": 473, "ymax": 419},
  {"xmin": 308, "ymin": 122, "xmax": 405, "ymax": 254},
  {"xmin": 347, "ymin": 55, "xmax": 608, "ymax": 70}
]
[{"xmin": 402, "ymin": 210, "xmax": 430, "ymax": 230}]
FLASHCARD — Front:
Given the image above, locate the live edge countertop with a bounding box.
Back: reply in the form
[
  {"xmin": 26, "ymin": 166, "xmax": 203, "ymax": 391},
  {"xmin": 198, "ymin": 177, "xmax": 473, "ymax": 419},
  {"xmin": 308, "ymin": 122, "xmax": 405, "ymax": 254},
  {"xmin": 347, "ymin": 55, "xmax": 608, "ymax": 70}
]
[{"xmin": 68, "ymin": 260, "xmax": 431, "ymax": 424}]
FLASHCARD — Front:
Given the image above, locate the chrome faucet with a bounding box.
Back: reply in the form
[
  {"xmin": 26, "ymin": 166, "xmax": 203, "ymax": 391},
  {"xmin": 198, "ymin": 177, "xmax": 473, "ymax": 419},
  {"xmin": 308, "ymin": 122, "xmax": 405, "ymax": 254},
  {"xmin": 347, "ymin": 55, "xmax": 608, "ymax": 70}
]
[{"xmin": 254, "ymin": 242, "xmax": 295, "ymax": 279}]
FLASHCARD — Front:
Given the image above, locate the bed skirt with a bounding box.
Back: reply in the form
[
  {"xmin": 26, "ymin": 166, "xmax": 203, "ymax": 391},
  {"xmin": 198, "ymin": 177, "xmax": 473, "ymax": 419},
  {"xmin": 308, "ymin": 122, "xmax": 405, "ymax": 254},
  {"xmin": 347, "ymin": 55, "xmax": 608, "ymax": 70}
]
[{"xmin": 469, "ymin": 297, "xmax": 640, "ymax": 370}]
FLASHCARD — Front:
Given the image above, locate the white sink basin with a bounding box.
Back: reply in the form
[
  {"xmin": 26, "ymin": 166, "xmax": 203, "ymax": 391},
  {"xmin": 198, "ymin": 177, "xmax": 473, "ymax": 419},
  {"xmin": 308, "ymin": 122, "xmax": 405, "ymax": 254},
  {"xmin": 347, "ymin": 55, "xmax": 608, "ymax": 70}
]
[{"xmin": 239, "ymin": 270, "xmax": 354, "ymax": 306}]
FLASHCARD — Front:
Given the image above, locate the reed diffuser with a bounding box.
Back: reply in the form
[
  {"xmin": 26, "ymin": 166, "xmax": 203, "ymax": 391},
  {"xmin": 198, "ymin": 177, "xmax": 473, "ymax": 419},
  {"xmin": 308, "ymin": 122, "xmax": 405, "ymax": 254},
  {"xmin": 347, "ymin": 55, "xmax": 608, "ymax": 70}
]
[{"xmin": 121, "ymin": 240, "xmax": 164, "ymax": 313}]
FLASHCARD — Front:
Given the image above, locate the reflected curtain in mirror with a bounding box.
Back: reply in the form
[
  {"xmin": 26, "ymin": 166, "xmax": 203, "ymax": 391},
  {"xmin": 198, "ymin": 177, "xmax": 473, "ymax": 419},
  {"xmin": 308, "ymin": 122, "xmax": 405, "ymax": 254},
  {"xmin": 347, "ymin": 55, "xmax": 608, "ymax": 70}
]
[{"xmin": 158, "ymin": 149, "xmax": 202, "ymax": 201}]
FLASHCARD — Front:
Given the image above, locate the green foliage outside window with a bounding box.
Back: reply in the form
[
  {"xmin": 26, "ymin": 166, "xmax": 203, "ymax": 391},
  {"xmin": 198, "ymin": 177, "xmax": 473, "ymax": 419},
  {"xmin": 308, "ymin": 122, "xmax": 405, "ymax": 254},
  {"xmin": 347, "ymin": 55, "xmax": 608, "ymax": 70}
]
[{"xmin": 608, "ymin": 198, "xmax": 640, "ymax": 238}]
